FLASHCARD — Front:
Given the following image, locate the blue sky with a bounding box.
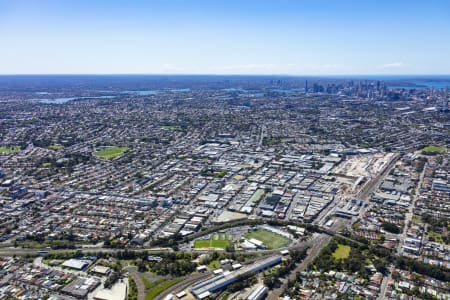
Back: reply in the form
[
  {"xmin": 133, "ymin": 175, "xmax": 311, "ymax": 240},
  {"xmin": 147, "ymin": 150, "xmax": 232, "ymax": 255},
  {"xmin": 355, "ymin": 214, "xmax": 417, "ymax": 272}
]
[{"xmin": 0, "ymin": 0, "xmax": 449, "ymax": 75}]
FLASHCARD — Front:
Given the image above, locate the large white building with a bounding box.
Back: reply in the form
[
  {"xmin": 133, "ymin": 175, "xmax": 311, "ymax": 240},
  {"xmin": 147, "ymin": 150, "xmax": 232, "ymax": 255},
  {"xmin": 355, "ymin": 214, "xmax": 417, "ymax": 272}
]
[{"xmin": 190, "ymin": 256, "xmax": 282, "ymax": 299}]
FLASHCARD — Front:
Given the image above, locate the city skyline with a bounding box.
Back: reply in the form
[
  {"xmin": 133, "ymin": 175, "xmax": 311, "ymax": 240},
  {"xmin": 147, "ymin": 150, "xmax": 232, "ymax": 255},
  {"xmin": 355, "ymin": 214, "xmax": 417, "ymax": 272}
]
[{"xmin": 1, "ymin": 0, "xmax": 450, "ymax": 75}]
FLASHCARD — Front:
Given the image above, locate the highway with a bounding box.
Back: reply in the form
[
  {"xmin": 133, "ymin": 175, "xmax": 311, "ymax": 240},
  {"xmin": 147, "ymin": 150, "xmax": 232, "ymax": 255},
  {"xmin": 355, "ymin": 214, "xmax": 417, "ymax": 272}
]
[{"xmin": 0, "ymin": 246, "xmax": 174, "ymax": 257}]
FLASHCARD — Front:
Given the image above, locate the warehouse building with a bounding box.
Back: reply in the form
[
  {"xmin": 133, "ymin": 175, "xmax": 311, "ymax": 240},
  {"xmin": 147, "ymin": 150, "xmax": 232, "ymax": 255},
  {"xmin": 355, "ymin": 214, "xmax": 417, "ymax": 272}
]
[
  {"xmin": 61, "ymin": 277, "xmax": 100, "ymax": 299},
  {"xmin": 190, "ymin": 256, "xmax": 281, "ymax": 299},
  {"xmin": 62, "ymin": 259, "xmax": 90, "ymax": 270}
]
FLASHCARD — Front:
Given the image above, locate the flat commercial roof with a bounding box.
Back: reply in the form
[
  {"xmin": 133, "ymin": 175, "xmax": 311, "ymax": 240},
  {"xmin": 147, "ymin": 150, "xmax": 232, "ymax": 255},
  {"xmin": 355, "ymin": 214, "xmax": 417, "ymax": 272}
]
[
  {"xmin": 93, "ymin": 280, "xmax": 127, "ymax": 300},
  {"xmin": 214, "ymin": 210, "xmax": 247, "ymax": 223},
  {"xmin": 61, "ymin": 277, "xmax": 100, "ymax": 298},
  {"xmin": 91, "ymin": 265, "xmax": 111, "ymax": 275},
  {"xmin": 62, "ymin": 259, "xmax": 89, "ymax": 270}
]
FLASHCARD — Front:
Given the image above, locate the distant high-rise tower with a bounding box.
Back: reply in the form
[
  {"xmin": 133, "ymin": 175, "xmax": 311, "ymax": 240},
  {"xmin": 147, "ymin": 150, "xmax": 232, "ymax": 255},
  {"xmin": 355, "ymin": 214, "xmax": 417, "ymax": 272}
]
[
  {"xmin": 305, "ymin": 80, "xmax": 308, "ymax": 94},
  {"xmin": 441, "ymin": 98, "xmax": 449, "ymax": 112}
]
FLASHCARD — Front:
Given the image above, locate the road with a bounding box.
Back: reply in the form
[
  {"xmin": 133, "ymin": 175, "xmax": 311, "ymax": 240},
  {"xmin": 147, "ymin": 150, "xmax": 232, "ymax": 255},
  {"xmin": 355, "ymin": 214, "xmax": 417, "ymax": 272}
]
[
  {"xmin": 396, "ymin": 161, "xmax": 426, "ymax": 255},
  {"xmin": 259, "ymin": 125, "xmax": 265, "ymax": 146},
  {"xmin": 0, "ymin": 246, "xmax": 174, "ymax": 257},
  {"xmin": 125, "ymin": 266, "xmax": 146, "ymax": 300},
  {"xmin": 377, "ymin": 265, "xmax": 393, "ymax": 300}
]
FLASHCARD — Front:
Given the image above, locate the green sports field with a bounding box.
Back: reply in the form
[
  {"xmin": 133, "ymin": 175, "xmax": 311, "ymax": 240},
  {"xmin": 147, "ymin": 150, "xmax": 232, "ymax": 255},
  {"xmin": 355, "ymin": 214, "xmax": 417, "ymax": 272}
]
[
  {"xmin": 162, "ymin": 125, "xmax": 186, "ymax": 131},
  {"xmin": 212, "ymin": 233, "xmax": 233, "ymax": 241},
  {"xmin": 0, "ymin": 146, "xmax": 21, "ymax": 154},
  {"xmin": 332, "ymin": 244, "xmax": 351, "ymax": 260},
  {"xmin": 194, "ymin": 233, "xmax": 232, "ymax": 249},
  {"xmin": 421, "ymin": 145, "xmax": 447, "ymax": 154},
  {"xmin": 245, "ymin": 229, "xmax": 291, "ymax": 249},
  {"xmin": 48, "ymin": 144, "xmax": 64, "ymax": 150},
  {"xmin": 94, "ymin": 146, "xmax": 129, "ymax": 159}
]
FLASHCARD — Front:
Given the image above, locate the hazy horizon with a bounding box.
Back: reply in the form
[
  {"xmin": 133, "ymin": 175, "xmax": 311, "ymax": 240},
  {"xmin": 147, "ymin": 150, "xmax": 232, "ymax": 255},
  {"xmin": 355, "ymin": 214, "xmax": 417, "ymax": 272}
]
[{"xmin": 1, "ymin": 74, "xmax": 450, "ymax": 78}]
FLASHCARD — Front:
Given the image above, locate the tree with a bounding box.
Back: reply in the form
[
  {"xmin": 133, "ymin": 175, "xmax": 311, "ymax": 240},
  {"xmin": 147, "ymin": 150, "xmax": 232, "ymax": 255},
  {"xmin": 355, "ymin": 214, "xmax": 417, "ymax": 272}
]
[
  {"xmin": 104, "ymin": 239, "xmax": 111, "ymax": 247},
  {"xmin": 225, "ymin": 243, "xmax": 235, "ymax": 253},
  {"xmin": 136, "ymin": 258, "xmax": 146, "ymax": 272},
  {"xmin": 381, "ymin": 222, "xmax": 401, "ymax": 234},
  {"xmin": 373, "ymin": 258, "xmax": 388, "ymax": 274}
]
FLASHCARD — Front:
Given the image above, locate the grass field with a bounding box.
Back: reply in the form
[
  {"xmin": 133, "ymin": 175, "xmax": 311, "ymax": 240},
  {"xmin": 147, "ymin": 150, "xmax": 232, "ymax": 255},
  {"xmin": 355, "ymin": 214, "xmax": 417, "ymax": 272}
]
[
  {"xmin": 194, "ymin": 233, "xmax": 232, "ymax": 249},
  {"xmin": 142, "ymin": 277, "xmax": 166, "ymax": 290},
  {"xmin": 332, "ymin": 244, "xmax": 351, "ymax": 260},
  {"xmin": 0, "ymin": 146, "xmax": 21, "ymax": 154},
  {"xmin": 421, "ymin": 145, "xmax": 447, "ymax": 154},
  {"xmin": 194, "ymin": 239, "xmax": 228, "ymax": 249},
  {"xmin": 145, "ymin": 277, "xmax": 184, "ymax": 300},
  {"xmin": 428, "ymin": 231, "xmax": 444, "ymax": 244},
  {"xmin": 94, "ymin": 146, "xmax": 129, "ymax": 159},
  {"xmin": 245, "ymin": 229, "xmax": 291, "ymax": 249},
  {"xmin": 208, "ymin": 260, "xmax": 220, "ymax": 269},
  {"xmin": 212, "ymin": 233, "xmax": 233, "ymax": 241},
  {"xmin": 48, "ymin": 144, "xmax": 64, "ymax": 150},
  {"xmin": 162, "ymin": 125, "xmax": 185, "ymax": 131}
]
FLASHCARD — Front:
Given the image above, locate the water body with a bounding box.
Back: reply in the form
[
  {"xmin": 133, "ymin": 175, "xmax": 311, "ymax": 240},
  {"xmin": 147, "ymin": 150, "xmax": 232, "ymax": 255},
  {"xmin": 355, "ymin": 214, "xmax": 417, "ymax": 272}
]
[
  {"xmin": 37, "ymin": 88, "xmax": 192, "ymax": 103},
  {"xmin": 121, "ymin": 90, "xmax": 159, "ymax": 95},
  {"xmin": 388, "ymin": 86, "xmax": 421, "ymax": 90},
  {"xmin": 388, "ymin": 80, "xmax": 450, "ymax": 90},
  {"xmin": 252, "ymin": 92, "xmax": 265, "ymax": 97},
  {"xmin": 39, "ymin": 95, "xmax": 117, "ymax": 104},
  {"xmin": 222, "ymin": 88, "xmax": 265, "ymax": 96},
  {"xmin": 411, "ymin": 81, "xmax": 450, "ymax": 89},
  {"xmin": 222, "ymin": 88, "xmax": 246, "ymax": 92},
  {"xmin": 168, "ymin": 88, "xmax": 191, "ymax": 92},
  {"xmin": 269, "ymin": 88, "xmax": 295, "ymax": 93},
  {"xmin": 35, "ymin": 91, "xmax": 57, "ymax": 95}
]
